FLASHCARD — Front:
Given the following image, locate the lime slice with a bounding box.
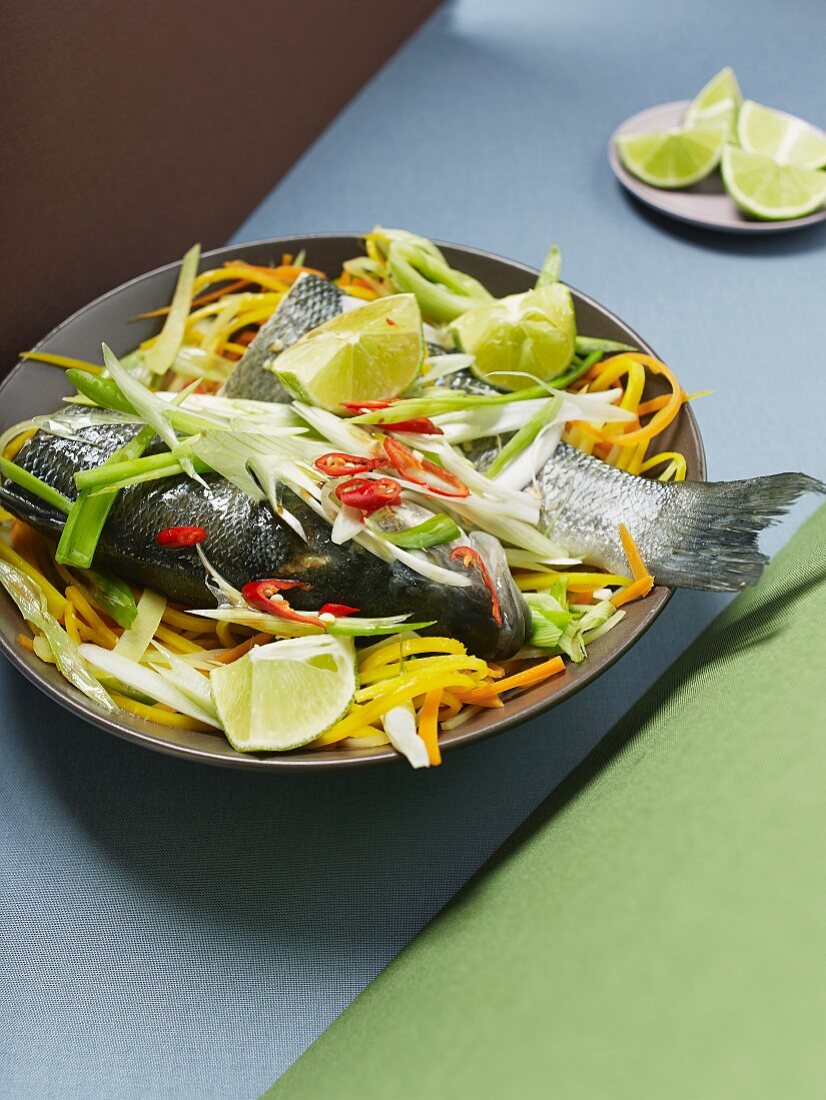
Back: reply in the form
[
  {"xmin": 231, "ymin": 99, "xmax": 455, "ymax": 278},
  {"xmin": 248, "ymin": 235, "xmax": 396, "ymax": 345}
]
[
  {"xmin": 685, "ymin": 67, "xmax": 741, "ymax": 136},
  {"xmin": 273, "ymin": 293, "xmax": 423, "ymax": 411},
  {"xmin": 721, "ymin": 144, "xmax": 826, "ymax": 220},
  {"xmin": 737, "ymin": 100, "xmax": 826, "ymax": 170},
  {"xmin": 450, "ymin": 284, "xmax": 576, "ymax": 392},
  {"xmin": 616, "ymin": 126, "xmax": 727, "ymax": 188},
  {"xmin": 210, "ymin": 635, "xmax": 356, "ymax": 752}
]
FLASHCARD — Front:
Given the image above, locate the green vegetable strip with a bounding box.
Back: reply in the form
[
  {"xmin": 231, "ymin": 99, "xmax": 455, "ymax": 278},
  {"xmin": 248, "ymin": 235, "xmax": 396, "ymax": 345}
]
[
  {"xmin": 74, "ymin": 448, "xmax": 208, "ymax": 490},
  {"xmin": 574, "ymin": 335, "xmax": 636, "ymax": 355},
  {"xmin": 384, "ymin": 514, "xmax": 461, "ymax": 549},
  {"xmin": 85, "ymin": 457, "xmax": 213, "ymax": 496},
  {"xmin": 352, "ymin": 385, "xmax": 552, "ymax": 424},
  {"xmin": 75, "ymin": 567, "xmax": 138, "ymax": 628},
  {"xmin": 143, "ymin": 243, "xmax": 200, "ymax": 376},
  {"xmin": 67, "ymin": 370, "xmax": 214, "ymax": 437},
  {"xmin": 486, "ymin": 396, "xmax": 563, "ymax": 478},
  {"xmin": 545, "ymin": 350, "xmax": 603, "ymax": 391},
  {"xmin": 56, "ymin": 425, "xmax": 156, "ymax": 568},
  {"xmin": 387, "ymin": 240, "xmax": 492, "ymax": 323},
  {"xmin": 535, "ymin": 245, "xmax": 561, "ymax": 287},
  {"xmin": 0, "ymin": 456, "xmax": 72, "ymax": 514}
]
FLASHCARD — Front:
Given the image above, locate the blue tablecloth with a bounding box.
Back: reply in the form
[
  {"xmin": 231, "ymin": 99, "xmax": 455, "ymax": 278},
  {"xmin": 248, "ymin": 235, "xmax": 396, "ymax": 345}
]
[{"xmin": 2, "ymin": 1, "xmax": 824, "ymax": 1096}]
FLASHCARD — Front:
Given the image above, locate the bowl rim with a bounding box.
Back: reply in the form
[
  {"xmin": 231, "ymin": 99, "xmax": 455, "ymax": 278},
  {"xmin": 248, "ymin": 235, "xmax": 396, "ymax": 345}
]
[{"xmin": 0, "ymin": 233, "xmax": 706, "ymax": 770}]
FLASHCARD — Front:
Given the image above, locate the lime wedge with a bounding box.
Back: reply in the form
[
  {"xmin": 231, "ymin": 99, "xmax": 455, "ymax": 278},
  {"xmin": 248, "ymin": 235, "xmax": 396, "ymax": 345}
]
[
  {"xmin": 450, "ymin": 284, "xmax": 576, "ymax": 392},
  {"xmin": 737, "ymin": 100, "xmax": 826, "ymax": 170},
  {"xmin": 616, "ymin": 126, "xmax": 727, "ymax": 188},
  {"xmin": 721, "ymin": 144, "xmax": 826, "ymax": 220},
  {"xmin": 274, "ymin": 293, "xmax": 423, "ymax": 411},
  {"xmin": 685, "ymin": 67, "xmax": 741, "ymax": 136},
  {"xmin": 210, "ymin": 635, "xmax": 356, "ymax": 752}
]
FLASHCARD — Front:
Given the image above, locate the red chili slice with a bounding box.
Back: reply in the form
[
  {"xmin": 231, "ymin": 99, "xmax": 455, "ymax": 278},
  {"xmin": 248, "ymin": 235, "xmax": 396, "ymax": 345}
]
[
  {"xmin": 157, "ymin": 525, "xmax": 207, "ymax": 548},
  {"xmin": 450, "ymin": 545, "xmax": 502, "ymax": 626},
  {"xmin": 340, "ymin": 399, "xmax": 398, "ymax": 413},
  {"xmin": 319, "ymin": 603, "xmax": 360, "ymax": 617},
  {"xmin": 382, "ymin": 438, "xmax": 469, "ymax": 498},
  {"xmin": 378, "ymin": 417, "xmax": 443, "ymax": 436},
  {"xmin": 335, "ymin": 476, "xmax": 402, "ymax": 514},
  {"xmin": 314, "ymin": 452, "xmax": 383, "ymax": 477},
  {"xmin": 241, "ymin": 579, "xmax": 325, "ymax": 628}
]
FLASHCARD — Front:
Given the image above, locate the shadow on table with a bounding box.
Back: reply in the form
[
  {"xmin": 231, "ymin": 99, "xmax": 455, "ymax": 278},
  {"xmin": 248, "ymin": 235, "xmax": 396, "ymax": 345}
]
[
  {"xmin": 4, "ymin": 587, "xmax": 727, "ymax": 965},
  {"xmin": 618, "ymin": 188, "xmax": 826, "ymax": 257}
]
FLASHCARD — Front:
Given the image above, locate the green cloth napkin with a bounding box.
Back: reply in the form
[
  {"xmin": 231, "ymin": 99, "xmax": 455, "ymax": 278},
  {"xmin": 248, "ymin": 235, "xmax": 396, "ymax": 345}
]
[{"xmin": 266, "ymin": 506, "xmax": 826, "ymax": 1100}]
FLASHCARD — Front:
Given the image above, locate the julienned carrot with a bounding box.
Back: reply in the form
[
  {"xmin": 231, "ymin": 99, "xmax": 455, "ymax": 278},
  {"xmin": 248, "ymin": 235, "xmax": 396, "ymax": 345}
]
[
  {"xmin": 610, "ymin": 575, "xmax": 654, "ymax": 608},
  {"xmin": 618, "ymin": 523, "xmax": 649, "ymax": 583},
  {"xmin": 418, "ymin": 689, "xmax": 443, "ymax": 766},
  {"xmin": 17, "ymin": 633, "xmax": 35, "ymax": 653},
  {"xmin": 458, "ymin": 657, "xmax": 565, "ymax": 703},
  {"xmin": 217, "ymin": 632, "xmax": 271, "ymax": 664}
]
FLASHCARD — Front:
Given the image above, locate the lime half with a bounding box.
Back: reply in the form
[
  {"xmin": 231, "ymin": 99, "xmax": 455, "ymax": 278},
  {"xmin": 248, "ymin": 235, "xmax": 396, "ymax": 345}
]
[
  {"xmin": 737, "ymin": 100, "xmax": 826, "ymax": 170},
  {"xmin": 721, "ymin": 144, "xmax": 826, "ymax": 220},
  {"xmin": 273, "ymin": 293, "xmax": 423, "ymax": 411},
  {"xmin": 450, "ymin": 284, "xmax": 576, "ymax": 391},
  {"xmin": 685, "ymin": 67, "xmax": 741, "ymax": 136},
  {"xmin": 616, "ymin": 126, "xmax": 727, "ymax": 188},
  {"xmin": 210, "ymin": 635, "xmax": 357, "ymax": 752}
]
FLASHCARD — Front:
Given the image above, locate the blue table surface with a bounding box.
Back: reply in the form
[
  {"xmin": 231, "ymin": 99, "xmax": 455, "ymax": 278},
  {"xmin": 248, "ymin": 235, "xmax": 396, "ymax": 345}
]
[{"xmin": 2, "ymin": 1, "xmax": 825, "ymax": 1096}]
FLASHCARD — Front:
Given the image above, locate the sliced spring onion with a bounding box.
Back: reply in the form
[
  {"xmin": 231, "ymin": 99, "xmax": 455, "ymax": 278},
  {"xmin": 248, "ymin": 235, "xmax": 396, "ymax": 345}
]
[
  {"xmin": 79, "ymin": 643, "xmax": 219, "ymax": 726},
  {"xmin": 148, "ymin": 644, "xmax": 218, "ymax": 718},
  {"xmin": 486, "ymin": 396, "xmax": 563, "ymax": 479},
  {"xmin": 144, "ymin": 244, "xmax": 201, "ymax": 376},
  {"xmin": 535, "ymin": 245, "xmax": 561, "ymax": 287},
  {"xmin": 0, "ymin": 559, "xmax": 117, "ymax": 713},
  {"xmin": 351, "ymin": 385, "xmax": 551, "ymax": 424},
  {"xmin": 381, "ymin": 702, "xmax": 430, "ymax": 768},
  {"xmin": 114, "ymin": 588, "xmax": 167, "ymax": 661},
  {"xmin": 423, "ymin": 354, "xmax": 475, "ymax": 382},
  {"xmin": 0, "ymin": 456, "xmax": 72, "ymax": 514},
  {"xmin": 574, "ymin": 335, "xmax": 636, "ymax": 356},
  {"xmin": 546, "ymin": 349, "xmax": 602, "ymax": 390},
  {"xmin": 387, "ymin": 237, "xmax": 492, "ymax": 323},
  {"xmin": 384, "ymin": 514, "xmax": 461, "ymax": 549},
  {"xmin": 75, "ymin": 567, "xmax": 138, "ymax": 628},
  {"xmin": 56, "ymin": 424, "xmax": 156, "ymax": 568},
  {"xmin": 74, "ymin": 442, "xmax": 200, "ymax": 490},
  {"xmin": 188, "ymin": 605, "xmax": 432, "ymax": 638}
]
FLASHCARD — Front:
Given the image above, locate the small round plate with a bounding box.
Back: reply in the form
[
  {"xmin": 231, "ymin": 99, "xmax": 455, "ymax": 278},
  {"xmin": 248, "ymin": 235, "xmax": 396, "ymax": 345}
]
[
  {"xmin": 609, "ymin": 100, "xmax": 826, "ymax": 234},
  {"xmin": 0, "ymin": 235, "xmax": 704, "ymax": 770}
]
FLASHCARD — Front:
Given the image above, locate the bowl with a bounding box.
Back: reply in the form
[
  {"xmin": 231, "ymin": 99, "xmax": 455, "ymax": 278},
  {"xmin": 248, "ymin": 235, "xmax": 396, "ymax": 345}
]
[{"xmin": 0, "ymin": 234, "xmax": 705, "ymax": 769}]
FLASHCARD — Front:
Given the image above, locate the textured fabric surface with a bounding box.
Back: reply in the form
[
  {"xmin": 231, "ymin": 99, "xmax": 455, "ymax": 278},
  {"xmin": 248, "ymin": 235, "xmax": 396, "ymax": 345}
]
[
  {"xmin": 2, "ymin": 0, "xmax": 826, "ymax": 1096},
  {"xmin": 269, "ymin": 507, "xmax": 826, "ymax": 1099}
]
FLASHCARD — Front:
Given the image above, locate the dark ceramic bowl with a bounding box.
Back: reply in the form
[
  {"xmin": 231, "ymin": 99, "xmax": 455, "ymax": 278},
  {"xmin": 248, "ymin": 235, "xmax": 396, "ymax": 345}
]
[{"xmin": 0, "ymin": 235, "xmax": 705, "ymax": 769}]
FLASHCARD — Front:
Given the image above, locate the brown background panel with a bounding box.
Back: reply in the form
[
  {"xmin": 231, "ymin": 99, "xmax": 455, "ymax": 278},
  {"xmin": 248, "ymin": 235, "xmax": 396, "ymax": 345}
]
[{"xmin": 0, "ymin": 0, "xmax": 441, "ymax": 377}]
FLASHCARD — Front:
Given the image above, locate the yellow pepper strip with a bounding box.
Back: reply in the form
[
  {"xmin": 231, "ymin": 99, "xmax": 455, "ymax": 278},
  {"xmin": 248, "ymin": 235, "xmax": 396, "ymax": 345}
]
[
  {"xmin": 358, "ymin": 653, "xmax": 488, "ymax": 688},
  {"xmin": 611, "ymin": 575, "xmax": 654, "ymax": 607},
  {"xmin": 458, "ymin": 657, "xmax": 566, "ymax": 703},
  {"xmin": 65, "ymin": 586, "xmax": 119, "ymax": 648},
  {"xmin": 582, "ymin": 355, "xmax": 684, "ymax": 449},
  {"xmin": 110, "ymin": 691, "xmax": 214, "ymax": 732},
  {"xmin": 622, "ymin": 439, "xmax": 650, "ymax": 475},
  {"xmin": 514, "ymin": 571, "xmax": 631, "ymax": 593},
  {"xmin": 153, "ymin": 624, "xmax": 203, "ymax": 654},
  {"xmin": 0, "ymin": 508, "xmax": 14, "ymax": 522},
  {"xmin": 3, "ymin": 428, "xmax": 37, "ymax": 461},
  {"xmin": 339, "ymin": 284, "xmax": 378, "ymax": 301},
  {"xmin": 216, "ymin": 620, "xmax": 235, "ymax": 649},
  {"xmin": 419, "ymin": 689, "xmax": 443, "ymax": 766},
  {"xmin": 638, "ymin": 451, "xmax": 687, "ymax": 481},
  {"xmin": 618, "ymin": 524, "xmax": 649, "ymax": 583},
  {"xmin": 0, "ymin": 540, "xmax": 66, "ymax": 619},
  {"xmin": 359, "ymin": 636, "xmax": 467, "ymax": 675},
  {"xmin": 312, "ymin": 671, "xmax": 476, "ymax": 747},
  {"xmin": 20, "ymin": 351, "xmax": 104, "ymax": 376},
  {"xmin": 192, "ymin": 266, "xmax": 287, "ymax": 294},
  {"xmin": 339, "ymin": 731, "xmax": 392, "ymax": 748},
  {"xmin": 355, "ymin": 656, "xmax": 489, "ymax": 702},
  {"xmin": 222, "ymin": 341, "xmax": 250, "ymax": 357},
  {"xmin": 162, "ymin": 606, "xmax": 215, "ymax": 633},
  {"xmin": 64, "ymin": 601, "xmax": 82, "ymax": 644}
]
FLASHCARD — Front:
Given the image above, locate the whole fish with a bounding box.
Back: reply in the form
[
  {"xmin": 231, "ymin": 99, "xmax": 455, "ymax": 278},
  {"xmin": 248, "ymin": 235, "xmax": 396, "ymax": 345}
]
[
  {"xmin": 221, "ymin": 274, "xmax": 342, "ymax": 402},
  {"xmin": 0, "ymin": 413, "xmax": 527, "ymax": 661}
]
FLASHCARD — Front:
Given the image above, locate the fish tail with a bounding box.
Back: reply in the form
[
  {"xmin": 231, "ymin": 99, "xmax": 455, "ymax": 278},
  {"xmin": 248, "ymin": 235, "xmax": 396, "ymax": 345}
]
[{"xmin": 654, "ymin": 473, "xmax": 825, "ymax": 591}]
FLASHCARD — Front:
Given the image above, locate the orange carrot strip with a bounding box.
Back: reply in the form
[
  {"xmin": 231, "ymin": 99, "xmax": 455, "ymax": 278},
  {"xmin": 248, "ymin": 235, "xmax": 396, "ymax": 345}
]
[
  {"xmin": 610, "ymin": 575, "xmax": 654, "ymax": 607},
  {"xmin": 459, "ymin": 657, "xmax": 565, "ymax": 703},
  {"xmin": 17, "ymin": 633, "xmax": 35, "ymax": 653},
  {"xmin": 418, "ymin": 689, "xmax": 443, "ymax": 766},
  {"xmin": 216, "ymin": 632, "xmax": 271, "ymax": 664},
  {"xmin": 618, "ymin": 523, "xmax": 649, "ymax": 582}
]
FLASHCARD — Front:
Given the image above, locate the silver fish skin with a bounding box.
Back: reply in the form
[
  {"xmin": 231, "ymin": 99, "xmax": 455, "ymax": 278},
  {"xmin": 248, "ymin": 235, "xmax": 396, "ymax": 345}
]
[
  {"xmin": 221, "ymin": 274, "xmax": 343, "ymax": 401},
  {"xmin": 539, "ymin": 443, "xmax": 825, "ymax": 591}
]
